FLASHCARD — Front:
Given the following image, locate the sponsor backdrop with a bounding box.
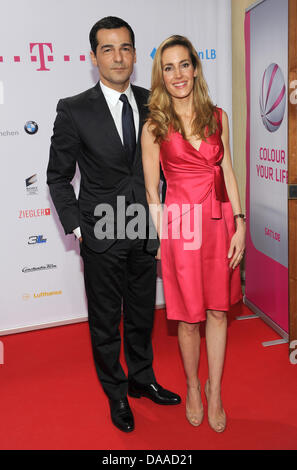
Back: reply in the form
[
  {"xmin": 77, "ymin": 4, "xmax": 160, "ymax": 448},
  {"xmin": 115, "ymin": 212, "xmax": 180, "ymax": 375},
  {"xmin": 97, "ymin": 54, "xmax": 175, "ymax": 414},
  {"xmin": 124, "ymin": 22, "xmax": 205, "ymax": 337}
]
[
  {"xmin": 245, "ymin": 0, "xmax": 288, "ymax": 335},
  {"xmin": 0, "ymin": 0, "xmax": 232, "ymax": 334}
]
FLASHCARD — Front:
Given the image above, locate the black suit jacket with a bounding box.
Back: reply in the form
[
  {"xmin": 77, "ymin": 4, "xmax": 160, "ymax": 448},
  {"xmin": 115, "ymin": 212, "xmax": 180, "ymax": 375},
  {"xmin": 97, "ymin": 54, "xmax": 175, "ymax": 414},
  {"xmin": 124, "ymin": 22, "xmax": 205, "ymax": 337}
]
[{"xmin": 47, "ymin": 81, "xmax": 158, "ymax": 253}]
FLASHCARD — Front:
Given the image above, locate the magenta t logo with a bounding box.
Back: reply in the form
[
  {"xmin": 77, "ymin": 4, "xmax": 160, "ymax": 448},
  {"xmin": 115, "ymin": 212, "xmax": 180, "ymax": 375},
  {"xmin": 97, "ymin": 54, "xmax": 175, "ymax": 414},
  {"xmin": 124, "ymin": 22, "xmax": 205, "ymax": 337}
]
[{"xmin": 30, "ymin": 43, "xmax": 53, "ymax": 71}]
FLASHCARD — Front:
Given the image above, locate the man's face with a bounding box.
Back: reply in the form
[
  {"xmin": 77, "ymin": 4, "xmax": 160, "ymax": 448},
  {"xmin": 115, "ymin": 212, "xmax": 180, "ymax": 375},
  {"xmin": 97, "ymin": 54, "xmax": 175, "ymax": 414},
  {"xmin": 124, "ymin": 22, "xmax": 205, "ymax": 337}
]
[{"xmin": 90, "ymin": 27, "xmax": 136, "ymax": 92}]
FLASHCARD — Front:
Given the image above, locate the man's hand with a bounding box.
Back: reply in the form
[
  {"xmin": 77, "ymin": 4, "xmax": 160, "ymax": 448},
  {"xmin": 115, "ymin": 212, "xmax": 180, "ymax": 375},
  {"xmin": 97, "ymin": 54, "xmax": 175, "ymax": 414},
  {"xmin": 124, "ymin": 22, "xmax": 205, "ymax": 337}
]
[{"xmin": 155, "ymin": 247, "xmax": 161, "ymax": 260}]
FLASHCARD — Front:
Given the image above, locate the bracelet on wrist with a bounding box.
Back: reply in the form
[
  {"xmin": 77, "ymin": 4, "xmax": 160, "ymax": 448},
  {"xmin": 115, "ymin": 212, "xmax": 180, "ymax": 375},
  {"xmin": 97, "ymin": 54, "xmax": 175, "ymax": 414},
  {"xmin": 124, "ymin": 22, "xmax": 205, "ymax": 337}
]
[{"xmin": 234, "ymin": 214, "xmax": 246, "ymax": 222}]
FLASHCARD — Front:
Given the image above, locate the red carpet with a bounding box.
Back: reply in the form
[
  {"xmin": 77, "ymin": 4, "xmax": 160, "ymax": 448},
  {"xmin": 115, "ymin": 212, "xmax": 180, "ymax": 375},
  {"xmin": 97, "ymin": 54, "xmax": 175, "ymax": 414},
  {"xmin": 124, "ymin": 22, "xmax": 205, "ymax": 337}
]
[{"xmin": 0, "ymin": 302, "xmax": 297, "ymax": 450}]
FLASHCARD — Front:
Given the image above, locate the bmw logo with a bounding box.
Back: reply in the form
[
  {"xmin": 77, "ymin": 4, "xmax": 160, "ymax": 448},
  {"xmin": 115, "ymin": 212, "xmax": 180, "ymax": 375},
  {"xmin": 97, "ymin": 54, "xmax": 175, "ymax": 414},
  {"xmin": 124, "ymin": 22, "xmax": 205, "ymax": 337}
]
[{"xmin": 24, "ymin": 121, "xmax": 38, "ymax": 135}]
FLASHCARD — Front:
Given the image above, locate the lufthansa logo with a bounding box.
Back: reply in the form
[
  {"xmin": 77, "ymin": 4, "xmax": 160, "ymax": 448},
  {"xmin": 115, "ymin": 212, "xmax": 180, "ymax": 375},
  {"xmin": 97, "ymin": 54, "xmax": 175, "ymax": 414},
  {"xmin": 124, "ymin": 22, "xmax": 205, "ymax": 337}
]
[{"xmin": 24, "ymin": 121, "xmax": 38, "ymax": 135}]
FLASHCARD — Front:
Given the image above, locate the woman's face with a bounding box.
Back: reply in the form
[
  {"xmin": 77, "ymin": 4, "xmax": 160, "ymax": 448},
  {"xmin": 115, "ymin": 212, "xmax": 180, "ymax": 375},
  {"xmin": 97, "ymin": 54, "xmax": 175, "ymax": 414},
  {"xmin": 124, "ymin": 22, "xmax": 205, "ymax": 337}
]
[{"xmin": 161, "ymin": 45, "xmax": 197, "ymax": 100}]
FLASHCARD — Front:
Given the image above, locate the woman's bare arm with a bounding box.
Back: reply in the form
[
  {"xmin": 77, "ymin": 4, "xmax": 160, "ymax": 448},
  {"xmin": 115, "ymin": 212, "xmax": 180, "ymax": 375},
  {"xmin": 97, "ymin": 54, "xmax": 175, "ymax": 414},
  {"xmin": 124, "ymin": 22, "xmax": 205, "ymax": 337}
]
[
  {"xmin": 220, "ymin": 110, "xmax": 246, "ymax": 269},
  {"xmin": 141, "ymin": 122, "xmax": 163, "ymax": 253}
]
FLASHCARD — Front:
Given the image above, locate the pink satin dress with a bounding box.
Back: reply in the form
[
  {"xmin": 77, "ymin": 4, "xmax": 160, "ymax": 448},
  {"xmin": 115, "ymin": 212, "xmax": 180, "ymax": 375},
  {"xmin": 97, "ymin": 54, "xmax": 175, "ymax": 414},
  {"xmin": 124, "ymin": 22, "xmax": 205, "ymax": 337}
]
[{"xmin": 159, "ymin": 108, "xmax": 242, "ymax": 323}]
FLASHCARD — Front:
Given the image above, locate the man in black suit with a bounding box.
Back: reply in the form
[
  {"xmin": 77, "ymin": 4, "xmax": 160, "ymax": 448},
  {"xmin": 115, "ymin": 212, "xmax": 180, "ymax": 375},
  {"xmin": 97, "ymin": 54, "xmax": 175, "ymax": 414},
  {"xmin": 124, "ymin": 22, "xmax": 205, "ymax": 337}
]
[{"xmin": 47, "ymin": 16, "xmax": 180, "ymax": 433}]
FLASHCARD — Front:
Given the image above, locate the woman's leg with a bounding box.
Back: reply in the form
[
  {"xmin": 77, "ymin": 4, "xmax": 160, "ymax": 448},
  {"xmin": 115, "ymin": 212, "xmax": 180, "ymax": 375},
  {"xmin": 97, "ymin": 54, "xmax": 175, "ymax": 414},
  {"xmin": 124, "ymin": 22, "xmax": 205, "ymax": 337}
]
[
  {"xmin": 205, "ymin": 309, "xmax": 227, "ymax": 431},
  {"xmin": 178, "ymin": 321, "xmax": 203, "ymax": 425}
]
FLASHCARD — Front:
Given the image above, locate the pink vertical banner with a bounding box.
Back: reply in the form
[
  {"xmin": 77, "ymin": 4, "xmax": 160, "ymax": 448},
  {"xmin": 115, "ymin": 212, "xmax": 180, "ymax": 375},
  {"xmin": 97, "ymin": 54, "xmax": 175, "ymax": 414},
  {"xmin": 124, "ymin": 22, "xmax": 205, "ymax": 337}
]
[{"xmin": 244, "ymin": 0, "xmax": 288, "ymax": 336}]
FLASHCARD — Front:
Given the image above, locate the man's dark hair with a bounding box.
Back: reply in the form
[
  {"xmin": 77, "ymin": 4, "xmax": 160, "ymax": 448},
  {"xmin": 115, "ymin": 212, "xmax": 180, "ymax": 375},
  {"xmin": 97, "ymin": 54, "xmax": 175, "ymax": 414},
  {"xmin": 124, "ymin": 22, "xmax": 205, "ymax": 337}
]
[{"xmin": 89, "ymin": 16, "xmax": 135, "ymax": 54}]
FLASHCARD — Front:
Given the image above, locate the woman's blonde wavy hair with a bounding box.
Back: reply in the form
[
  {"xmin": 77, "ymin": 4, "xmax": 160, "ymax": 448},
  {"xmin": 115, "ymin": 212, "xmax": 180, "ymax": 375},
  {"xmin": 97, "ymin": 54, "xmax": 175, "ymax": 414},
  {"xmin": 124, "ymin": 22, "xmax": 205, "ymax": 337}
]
[{"xmin": 148, "ymin": 35, "xmax": 218, "ymax": 144}]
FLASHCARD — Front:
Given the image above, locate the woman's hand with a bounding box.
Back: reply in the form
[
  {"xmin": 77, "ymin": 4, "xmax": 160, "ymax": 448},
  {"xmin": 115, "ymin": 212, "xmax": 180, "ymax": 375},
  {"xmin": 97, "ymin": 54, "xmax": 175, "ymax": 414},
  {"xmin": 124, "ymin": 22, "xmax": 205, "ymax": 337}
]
[
  {"xmin": 155, "ymin": 247, "xmax": 161, "ymax": 260},
  {"xmin": 228, "ymin": 224, "xmax": 246, "ymax": 269}
]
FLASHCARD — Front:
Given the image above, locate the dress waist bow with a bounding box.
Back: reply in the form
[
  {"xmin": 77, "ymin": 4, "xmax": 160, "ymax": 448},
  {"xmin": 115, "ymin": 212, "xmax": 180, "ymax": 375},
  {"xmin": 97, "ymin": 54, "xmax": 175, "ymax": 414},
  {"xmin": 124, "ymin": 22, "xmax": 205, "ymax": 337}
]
[{"xmin": 211, "ymin": 164, "xmax": 229, "ymax": 219}]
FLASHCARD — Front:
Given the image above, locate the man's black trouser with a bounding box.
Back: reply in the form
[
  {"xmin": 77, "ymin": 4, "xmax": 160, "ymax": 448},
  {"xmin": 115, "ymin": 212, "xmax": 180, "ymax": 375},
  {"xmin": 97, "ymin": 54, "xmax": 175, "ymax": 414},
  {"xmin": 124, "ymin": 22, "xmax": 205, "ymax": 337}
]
[{"xmin": 81, "ymin": 238, "xmax": 157, "ymax": 400}]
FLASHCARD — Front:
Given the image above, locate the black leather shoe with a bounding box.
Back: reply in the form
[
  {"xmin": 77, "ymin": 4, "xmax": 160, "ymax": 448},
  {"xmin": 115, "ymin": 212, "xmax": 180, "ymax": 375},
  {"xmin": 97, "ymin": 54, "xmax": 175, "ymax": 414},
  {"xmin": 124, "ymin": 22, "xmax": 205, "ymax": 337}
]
[
  {"xmin": 128, "ymin": 380, "xmax": 181, "ymax": 405},
  {"xmin": 109, "ymin": 397, "xmax": 134, "ymax": 433}
]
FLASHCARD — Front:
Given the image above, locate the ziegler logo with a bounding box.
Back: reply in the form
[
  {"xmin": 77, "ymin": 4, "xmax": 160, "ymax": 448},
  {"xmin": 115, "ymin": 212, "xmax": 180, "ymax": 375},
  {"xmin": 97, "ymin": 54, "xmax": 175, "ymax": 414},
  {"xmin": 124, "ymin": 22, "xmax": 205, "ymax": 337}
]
[
  {"xmin": 0, "ymin": 43, "xmax": 87, "ymax": 71},
  {"xmin": 19, "ymin": 208, "xmax": 51, "ymax": 218}
]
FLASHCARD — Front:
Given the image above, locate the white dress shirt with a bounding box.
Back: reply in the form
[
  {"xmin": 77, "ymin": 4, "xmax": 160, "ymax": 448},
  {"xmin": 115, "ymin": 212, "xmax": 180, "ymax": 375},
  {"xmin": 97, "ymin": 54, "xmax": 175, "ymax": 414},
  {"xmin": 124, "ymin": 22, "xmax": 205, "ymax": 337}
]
[{"xmin": 73, "ymin": 81, "xmax": 139, "ymax": 240}]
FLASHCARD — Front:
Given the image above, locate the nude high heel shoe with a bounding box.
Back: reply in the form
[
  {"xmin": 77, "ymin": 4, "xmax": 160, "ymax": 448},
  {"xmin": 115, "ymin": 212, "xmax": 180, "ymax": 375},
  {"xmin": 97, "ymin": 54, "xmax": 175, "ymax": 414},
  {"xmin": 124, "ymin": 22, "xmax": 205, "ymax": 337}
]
[
  {"xmin": 186, "ymin": 380, "xmax": 204, "ymax": 427},
  {"xmin": 205, "ymin": 379, "xmax": 226, "ymax": 433}
]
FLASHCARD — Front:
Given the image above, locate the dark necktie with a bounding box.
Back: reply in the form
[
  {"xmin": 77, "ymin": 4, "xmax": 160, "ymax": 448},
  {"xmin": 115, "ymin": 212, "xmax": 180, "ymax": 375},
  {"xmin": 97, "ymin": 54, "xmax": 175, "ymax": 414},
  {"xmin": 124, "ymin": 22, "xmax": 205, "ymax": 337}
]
[{"xmin": 119, "ymin": 94, "xmax": 136, "ymax": 166}]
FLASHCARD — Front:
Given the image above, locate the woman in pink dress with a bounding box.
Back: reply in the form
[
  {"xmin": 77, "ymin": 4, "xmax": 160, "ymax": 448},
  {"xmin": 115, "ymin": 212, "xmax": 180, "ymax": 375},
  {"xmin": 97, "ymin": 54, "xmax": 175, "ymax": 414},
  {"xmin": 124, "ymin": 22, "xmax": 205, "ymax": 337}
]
[{"xmin": 141, "ymin": 35, "xmax": 245, "ymax": 432}]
